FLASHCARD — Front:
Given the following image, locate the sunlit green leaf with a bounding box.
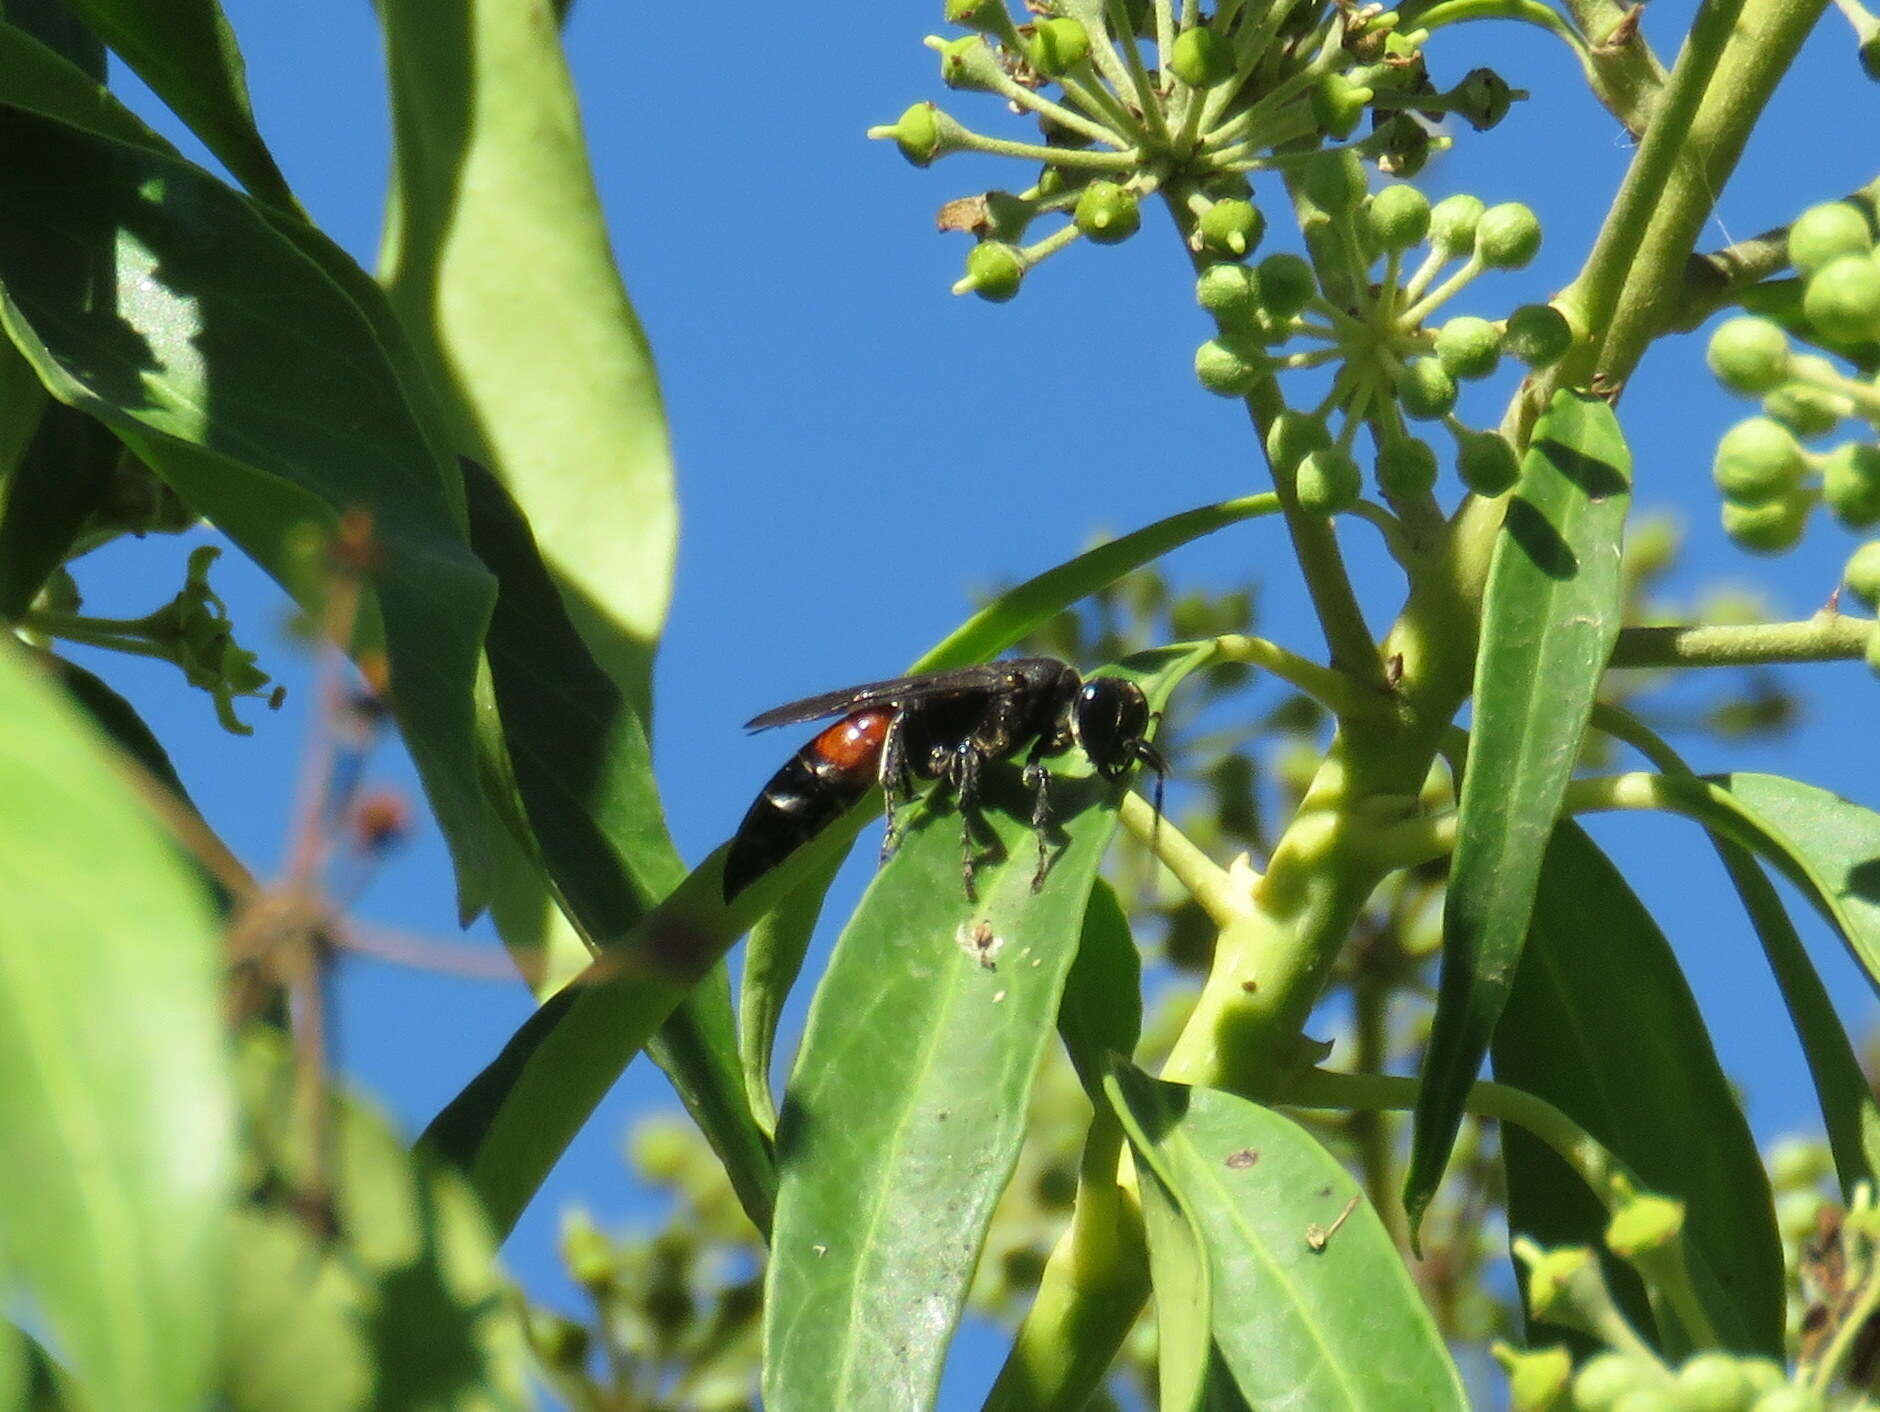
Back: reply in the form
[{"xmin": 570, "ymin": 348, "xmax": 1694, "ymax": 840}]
[
  {"xmin": 1412, "ymin": 390, "xmax": 1631, "ymax": 1233},
  {"xmin": 0, "ymin": 639, "xmax": 230, "ymax": 1412},
  {"xmin": 1108, "ymin": 1063, "xmax": 1468, "ymax": 1410}
]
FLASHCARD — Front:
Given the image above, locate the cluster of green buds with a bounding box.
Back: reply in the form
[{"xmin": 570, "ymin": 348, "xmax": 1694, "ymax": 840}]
[
  {"xmin": 1508, "ymin": 1229, "xmax": 1800, "ymax": 1412},
  {"xmin": 1705, "ymin": 200, "xmax": 1880, "ymax": 671},
  {"xmin": 1194, "ymin": 160, "xmax": 1569, "ymax": 513},
  {"xmin": 870, "ymin": 0, "xmax": 1523, "ymax": 300}
]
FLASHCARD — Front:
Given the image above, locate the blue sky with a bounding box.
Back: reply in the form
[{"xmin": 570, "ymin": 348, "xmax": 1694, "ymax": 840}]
[{"xmin": 74, "ymin": 0, "xmax": 1880, "ymax": 1401}]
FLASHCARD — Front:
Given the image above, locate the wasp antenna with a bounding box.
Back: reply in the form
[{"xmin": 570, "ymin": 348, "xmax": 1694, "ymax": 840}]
[{"xmin": 1138, "ymin": 740, "xmax": 1169, "ymax": 853}]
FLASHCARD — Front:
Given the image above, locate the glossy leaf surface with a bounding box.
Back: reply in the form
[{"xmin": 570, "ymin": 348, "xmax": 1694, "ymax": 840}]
[{"xmin": 1412, "ymin": 390, "xmax": 1632, "ymax": 1231}]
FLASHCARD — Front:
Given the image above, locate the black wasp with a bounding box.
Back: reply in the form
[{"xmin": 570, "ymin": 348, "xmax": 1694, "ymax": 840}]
[{"xmin": 723, "ymin": 657, "xmax": 1167, "ymax": 902}]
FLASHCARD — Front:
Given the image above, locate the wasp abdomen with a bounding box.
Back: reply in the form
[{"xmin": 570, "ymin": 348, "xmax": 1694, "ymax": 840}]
[{"xmin": 723, "ymin": 708, "xmax": 893, "ymax": 900}]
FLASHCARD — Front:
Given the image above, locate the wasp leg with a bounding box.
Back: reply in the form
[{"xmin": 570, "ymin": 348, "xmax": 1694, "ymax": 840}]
[
  {"xmin": 878, "ymin": 712, "xmax": 915, "ymax": 865},
  {"xmin": 948, "ymin": 745, "xmax": 986, "ymax": 903},
  {"xmin": 1022, "ymin": 741, "xmax": 1055, "ymax": 893}
]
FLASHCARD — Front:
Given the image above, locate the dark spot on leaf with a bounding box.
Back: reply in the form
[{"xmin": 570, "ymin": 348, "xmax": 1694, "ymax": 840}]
[{"xmin": 1225, "ymin": 1148, "xmax": 1260, "ymax": 1169}]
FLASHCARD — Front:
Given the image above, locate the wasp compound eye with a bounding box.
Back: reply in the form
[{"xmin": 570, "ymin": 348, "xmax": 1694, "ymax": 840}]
[{"xmin": 1072, "ymin": 678, "xmax": 1152, "ymax": 779}]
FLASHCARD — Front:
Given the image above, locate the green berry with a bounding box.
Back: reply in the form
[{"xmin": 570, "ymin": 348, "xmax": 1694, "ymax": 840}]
[
  {"xmin": 1435, "ymin": 315, "xmax": 1503, "ymax": 380},
  {"xmin": 964, "ymin": 241, "xmax": 1025, "ymax": 301},
  {"xmin": 1457, "ymin": 428, "xmax": 1520, "ymax": 494},
  {"xmin": 940, "ymin": 35, "xmax": 994, "ymax": 89},
  {"xmin": 1374, "ymin": 111, "xmax": 1432, "ymax": 179},
  {"xmin": 1199, "ymin": 199, "xmax": 1266, "ymax": 260},
  {"xmin": 884, "ymin": 102, "xmax": 944, "ymax": 167},
  {"xmin": 560, "ymin": 1211, "xmax": 619, "ymax": 1293},
  {"xmin": 1789, "ymin": 201, "xmax": 1873, "ymax": 276},
  {"xmin": 629, "ymin": 1116, "xmax": 700, "ymax": 1183},
  {"xmin": 1761, "ymin": 381, "xmax": 1846, "ymax": 438},
  {"xmin": 1256, "ymin": 252, "xmax": 1317, "ymax": 318},
  {"xmin": 1868, "ymin": 617, "xmax": 1880, "ymax": 677},
  {"xmin": 1195, "ymin": 337, "xmax": 1267, "ymax": 395},
  {"xmin": 1803, "ymin": 253, "xmax": 1880, "ymax": 343},
  {"xmin": 947, "ymin": 0, "xmax": 1011, "ymax": 29},
  {"xmin": 1846, "ymin": 538, "xmax": 1880, "ymax": 606},
  {"xmin": 1170, "ymin": 25, "xmax": 1236, "ymax": 87},
  {"xmin": 1862, "ymin": 31, "xmax": 1880, "ymax": 81},
  {"xmin": 1610, "ymin": 1389, "xmax": 1678, "ymax": 1412},
  {"xmin": 1295, "ymin": 447, "xmax": 1364, "ymax": 514},
  {"xmin": 1504, "ymin": 303, "xmax": 1574, "ymax": 366},
  {"xmin": 1075, "ymin": 180, "xmax": 1141, "ymax": 243},
  {"xmin": 1722, "ymin": 492, "xmax": 1810, "ymax": 553},
  {"xmin": 1824, "ymin": 441, "xmax": 1880, "ymax": 526},
  {"xmin": 1376, "ymin": 436, "xmax": 1439, "ymax": 498},
  {"xmin": 1605, "ymin": 1193, "xmax": 1684, "ymax": 1256},
  {"xmin": 1499, "ymin": 1345, "xmax": 1572, "ymax": 1411},
  {"xmin": 1302, "ymin": 148, "xmax": 1368, "ymax": 215},
  {"xmin": 1737, "ymin": 1361, "xmax": 1787, "ymax": 1394},
  {"xmin": 1028, "ymin": 17, "xmax": 1091, "ymax": 75},
  {"xmin": 1311, "ymin": 72, "xmax": 1374, "ymax": 139},
  {"xmin": 1197, "ymin": 263, "xmax": 1263, "ymax": 325},
  {"xmin": 1707, "ymin": 316, "xmax": 1792, "ymax": 395},
  {"xmin": 1429, "ymin": 193, "xmax": 1485, "ymax": 256},
  {"xmin": 1712, "ymin": 417, "xmax": 1805, "ymax": 503},
  {"xmin": 1396, "ymin": 357, "xmax": 1458, "ymax": 420},
  {"xmin": 1768, "ymin": 1136, "xmax": 1834, "ymax": 1190},
  {"xmin": 1674, "ymin": 1353, "xmax": 1751, "ymax": 1412},
  {"xmin": 528, "ymin": 1310, "xmax": 591, "ymax": 1371},
  {"xmin": 1266, "ymin": 410, "xmax": 1333, "ymax": 470},
  {"xmin": 1572, "ymin": 1353, "xmax": 1666, "ymax": 1412},
  {"xmin": 1476, "ymin": 201, "xmax": 1543, "ymax": 268},
  {"xmin": 1364, "ymin": 184, "xmax": 1431, "ymax": 252},
  {"xmin": 1749, "ymin": 1389, "xmax": 1823, "ymax": 1412},
  {"xmin": 1450, "ymin": 66, "xmax": 1521, "ymax": 130}
]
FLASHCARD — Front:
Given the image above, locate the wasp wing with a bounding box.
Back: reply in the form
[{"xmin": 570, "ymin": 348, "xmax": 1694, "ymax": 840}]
[{"xmin": 743, "ymin": 658, "xmax": 1064, "ymax": 732}]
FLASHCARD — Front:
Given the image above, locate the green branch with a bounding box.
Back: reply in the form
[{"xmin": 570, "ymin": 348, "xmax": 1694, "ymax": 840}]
[{"xmin": 1608, "ymin": 613, "xmax": 1875, "ymax": 668}]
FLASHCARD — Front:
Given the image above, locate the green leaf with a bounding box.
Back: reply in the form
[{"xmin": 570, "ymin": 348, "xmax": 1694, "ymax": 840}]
[
  {"xmin": 0, "ymin": 400, "xmax": 117, "ymax": 617},
  {"xmin": 461, "ymin": 456, "xmax": 773, "ymax": 1228},
  {"xmin": 1716, "ymin": 843, "xmax": 1880, "ymax": 1197},
  {"xmin": 740, "ymin": 853, "xmax": 845, "ymax": 1136},
  {"xmin": 760, "ymin": 649, "xmax": 1211, "ymax": 1412},
  {"xmin": 227, "ymin": 1034, "xmax": 530, "ymax": 1411},
  {"xmin": 0, "ymin": 1308, "xmax": 21, "ymax": 1412},
  {"xmin": 51, "ymin": 656, "xmax": 194, "ymax": 804},
  {"xmin": 0, "ymin": 0, "xmax": 103, "ymax": 78},
  {"xmin": 1056, "ymin": 879, "xmax": 1141, "ymax": 1096},
  {"xmin": 1114, "ymin": 1083, "xmax": 1212, "ymax": 1412},
  {"xmin": 0, "ymin": 102, "xmax": 500, "ymax": 915},
  {"xmin": 0, "ymin": 18, "xmax": 176, "ymax": 153},
  {"xmin": 1411, "ymin": 390, "xmax": 1631, "ymax": 1233},
  {"xmin": 1494, "ymin": 823, "xmax": 1784, "ymax": 1358},
  {"xmin": 1106, "ymin": 1063, "xmax": 1469, "ymax": 1410},
  {"xmin": 0, "ymin": 638, "xmax": 231, "ymax": 1412},
  {"xmin": 378, "ymin": 0, "xmax": 674, "ymax": 716},
  {"xmin": 420, "ymin": 497, "xmax": 1270, "ymax": 1233},
  {"xmin": 58, "ymin": 0, "xmax": 296, "ymax": 210}
]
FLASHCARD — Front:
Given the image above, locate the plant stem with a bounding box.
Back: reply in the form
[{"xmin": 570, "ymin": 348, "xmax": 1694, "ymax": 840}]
[
  {"xmin": 1119, "ymin": 791, "xmax": 1247, "ymax": 925},
  {"xmin": 1608, "ymin": 613, "xmax": 1875, "ymax": 668}
]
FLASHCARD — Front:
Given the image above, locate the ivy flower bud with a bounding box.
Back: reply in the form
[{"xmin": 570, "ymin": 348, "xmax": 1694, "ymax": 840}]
[
  {"xmin": 873, "ymin": 102, "xmax": 967, "ymax": 167},
  {"xmin": 1672, "ymin": 1354, "xmax": 1750, "ymax": 1412},
  {"xmin": 1310, "ymin": 72, "xmax": 1374, "ymax": 139},
  {"xmin": 1456, "ymin": 428, "xmax": 1519, "ymax": 494},
  {"xmin": 1256, "ymin": 253, "xmax": 1317, "ymax": 318},
  {"xmin": 1803, "ymin": 254, "xmax": 1880, "ymax": 344},
  {"xmin": 1712, "ymin": 417, "xmax": 1805, "ymax": 503},
  {"xmin": 1028, "ymin": 17, "xmax": 1091, "ymax": 76},
  {"xmin": 1198, "ymin": 199, "xmax": 1266, "ymax": 259},
  {"xmin": 1722, "ymin": 492, "xmax": 1810, "ymax": 553},
  {"xmin": 1449, "ymin": 66, "xmax": 1522, "ymax": 130},
  {"xmin": 1706, "ymin": 316, "xmax": 1791, "ymax": 394},
  {"xmin": 1824, "ymin": 442, "xmax": 1880, "ymax": 526},
  {"xmin": 940, "ymin": 35, "xmax": 995, "ymax": 89},
  {"xmin": 1846, "ymin": 538, "xmax": 1880, "ymax": 606},
  {"xmin": 963, "ymin": 241, "xmax": 1025, "ymax": 301},
  {"xmin": 947, "ymin": 0, "xmax": 1011, "ymax": 30},
  {"xmin": 1295, "ymin": 447, "xmax": 1364, "ymax": 514},
  {"xmin": 1493, "ymin": 1344, "xmax": 1572, "ymax": 1412},
  {"xmin": 1434, "ymin": 315, "xmax": 1503, "ymax": 380},
  {"xmin": 1603, "ymin": 1192, "xmax": 1684, "ymax": 1257},
  {"xmin": 1075, "ymin": 180, "xmax": 1141, "ymax": 243},
  {"xmin": 1503, "ymin": 303, "xmax": 1573, "ymax": 366},
  {"xmin": 1429, "ymin": 193, "xmax": 1485, "ymax": 257},
  {"xmin": 1196, "ymin": 262, "xmax": 1263, "ymax": 326},
  {"xmin": 1266, "ymin": 410, "xmax": 1333, "ymax": 470},
  {"xmin": 1170, "ymin": 25, "xmax": 1236, "ymax": 87},
  {"xmin": 1301, "ymin": 148, "xmax": 1368, "ymax": 215},
  {"xmin": 1363, "ymin": 184, "xmax": 1431, "ymax": 252},
  {"xmin": 1374, "ymin": 112, "xmax": 1432, "ymax": 178},
  {"xmin": 1762, "ymin": 379, "xmax": 1847, "ymax": 439},
  {"xmin": 1376, "ymin": 436, "xmax": 1439, "ymax": 498},
  {"xmin": 1572, "ymin": 1353, "xmax": 1666, "ymax": 1412},
  {"xmin": 1195, "ymin": 336, "xmax": 1268, "ymax": 395},
  {"xmin": 1788, "ymin": 201, "xmax": 1874, "ymax": 276},
  {"xmin": 1396, "ymin": 357, "xmax": 1458, "ymax": 420},
  {"xmin": 1476, "ymin": 202, "xmax": 1542, "ymax": 268}
]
